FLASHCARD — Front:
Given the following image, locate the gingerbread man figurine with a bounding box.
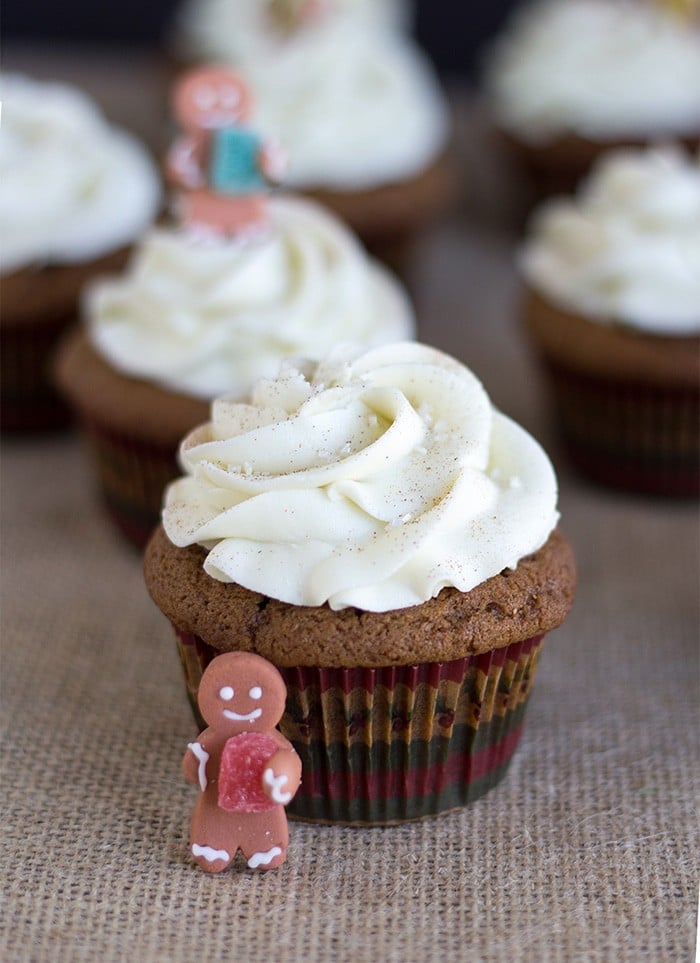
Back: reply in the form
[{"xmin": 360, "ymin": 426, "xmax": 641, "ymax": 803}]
[
  {"xmin": 183, "ymin": 652, "xmax": 301, "ymax": 872},
  {"xmin": 167, "ymin": 66, "xmax": 286, "ymax": 239}
]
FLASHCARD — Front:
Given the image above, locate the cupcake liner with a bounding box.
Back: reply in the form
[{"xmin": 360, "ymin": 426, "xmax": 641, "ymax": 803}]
[
  {"xmin": 1, "ymin": 314, "xmax": 73, "ymax": 433},
  {"xmin": 174, "ymin": 626, "xmax": 545, "ymax": 825},
  {"xmin": 3, "ymin": 248, "xmax": 132, "ymax": 435},
  {"xmin": 544, "ymin": 360, "xmax": 699, "ymax": 497},
  {"xmin": 79, "ymin": 415, "xmax": 180, "ymax": 547}
]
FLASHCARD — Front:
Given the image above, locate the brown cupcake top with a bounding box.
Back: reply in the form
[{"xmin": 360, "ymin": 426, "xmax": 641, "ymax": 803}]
[
  {"xmin": 500, "ymin": 130, "xmax": 700, "ymax": 199},
  {"xmin": 306, "ymin": 152, "xmax": 457, "ymax": 243},
  {"xmin": 523, "ymin": 287, "xmax": 700, "ymax": 388},
  {"xmin": 2, "ymin": 247, "xmax": 130, "ymax": 328},
  {"xmin": 144, "ymin": 525, "xmax": 576, "ymax": 668},
  {"xmin": 54, "ymin": 327, "xmax": 209, "ymax": 445}
]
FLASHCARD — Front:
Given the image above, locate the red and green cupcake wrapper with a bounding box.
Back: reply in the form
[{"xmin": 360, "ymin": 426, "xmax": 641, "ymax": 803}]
[
  {"xmin": 543, "ymin": 360, "xmax": 699, "ymax": 497},
  {"xmin": 1, "ymin": 315, "xmax": 74, "ymax": 433},
  {"xmin": 174, "ymin": 627, "xmax": 545, "ymax": 826},
  {"xmin": 78, "ymin": 415, "xmax": 179, "ymax": 547}
]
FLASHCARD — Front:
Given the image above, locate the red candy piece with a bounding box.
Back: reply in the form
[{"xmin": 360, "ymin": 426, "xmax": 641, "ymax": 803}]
[{"xmin": 218, "ymin": 732, "xmax": 279, "ymax": 813}]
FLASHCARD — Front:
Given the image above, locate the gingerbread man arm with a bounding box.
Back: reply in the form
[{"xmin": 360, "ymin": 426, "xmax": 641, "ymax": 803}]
[
  {"xmin": 183, "ymin": 731, "xmax": 212, "ymax": 790},
  {"xmin": 262, "ymin": 747, "xmax": 302, "ymax": 806},
  {"xmin": 257, "ymin": 139, "xmax": 288, "ymax": 185},
  {"xmin": 167, "ymin": 135, "xmax": 206, "ymax": 190}
]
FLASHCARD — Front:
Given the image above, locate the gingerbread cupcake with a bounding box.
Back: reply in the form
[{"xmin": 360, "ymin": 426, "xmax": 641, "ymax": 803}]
[
  {"xmin": 519, "ymin": 145, "xmax": 700, "ymax": 496},
  {"xmin": 144, "ymin": 342, "xmax": 576, "ymax": 825},
  {"xmin": 169, "ymin": 0, "xmax": 455, "ymax": 268},
  {"xmin": 55, "ymin": 66, "xmax": 416, "ymax": 547},
  {"xmin": 0, "ymin": 74, "xmax": 161, "ymax": 432},
  {"xmin": 483, "ymin": 0, "xmax": 700, "ymax": 200}
]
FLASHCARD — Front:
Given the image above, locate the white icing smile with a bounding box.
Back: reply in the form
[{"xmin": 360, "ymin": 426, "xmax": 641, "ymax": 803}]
[
  {"xmin": 223, "ymin": 707, "xmax": 263, "ymax": 722},
  {"xmin": 201, "ymin": 111, "xmax": 242, "ymax": 129}
]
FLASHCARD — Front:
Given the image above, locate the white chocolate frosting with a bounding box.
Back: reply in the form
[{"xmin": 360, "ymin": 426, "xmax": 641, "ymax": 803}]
[
  {"xmin": 173, "ymin": 1, "xmax": 448, "ymax": 189},
  {"xmin": 163, "ymin": 342, "xmax": 559, "ymax": 612},
  {"xmin": 520, "ymin": 147, "xmax": 700, "ymax": 334},
  {"xmin": 87, "ymin": 196, "xmax": 415, "ymax": 399},
  {"xmin": 0, "ymin": 74, "xmax": 161, "ymax": 275},
  {"xmin": 484, "ymin": 0, "xmax": 700, "ymax": 144}
]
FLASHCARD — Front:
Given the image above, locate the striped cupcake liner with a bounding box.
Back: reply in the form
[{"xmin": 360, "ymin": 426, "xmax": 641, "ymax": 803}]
[
  {"xmin": 544, "ymin": 361, "xmax": 699, "ymax": 497},
  {"xmin": 78, "ymin": 415, "xmax": 180, "ymax": 547},
  {"xmin": 1, "ymin": 316, "xmax": 73, "ymax": 433},
  {"xmin": 174, "ymin": 627, "xmax": 545, "ymax": 825}
]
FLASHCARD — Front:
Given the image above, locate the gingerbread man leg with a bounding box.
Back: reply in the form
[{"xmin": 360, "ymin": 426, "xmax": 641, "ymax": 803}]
[
  {"xmin": 184, "ymin": 192, "xmax": 267, "ymax": 238},
  {"xmin": 189, "ymin": 794, "xmax": 238, "ymax": 873},
  {"xmin": 239, "ymin": 808, "xmax": 289, "ymax": 871}
]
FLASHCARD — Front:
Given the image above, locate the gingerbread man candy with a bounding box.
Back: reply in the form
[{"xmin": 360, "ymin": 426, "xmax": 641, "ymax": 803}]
[
  {"xmin": 167, "ymin": 66, "xmax": 286, "ymax": 239},
  {"xmin": 183, "ymin": 652, "xmax": 301, "ymax": 872}
]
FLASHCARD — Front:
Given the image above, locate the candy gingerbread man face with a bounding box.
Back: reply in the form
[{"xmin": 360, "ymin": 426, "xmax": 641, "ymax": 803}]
[
  {"xmin": 197, "ymin": 651, "xmax": 286, "ymax": 736},
  {"xmin": 173, "ymin": 67, "xmax": 253, "ymax": 132}
]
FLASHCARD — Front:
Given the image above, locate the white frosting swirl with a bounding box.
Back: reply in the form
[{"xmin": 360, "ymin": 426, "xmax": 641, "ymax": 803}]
[
  {"xmin": 87, "ymin": 196, "xmax": 415, "ymax": 398},
  {"xmin": 520, "ymin": 147, "xmax": 700, "ymax": 333},
  {"xmin": 174, "ymin": 0, "xmax": 409, "ymax": 60},
  {"xmin": 0, "ymin": 74, "xmax": 161, "ymax": 274},
  {"xmin": 163, "ymin": 343, "xmax": 559, "ymax": 612},
  {"xmin": 485, "ymin": 0, "xmax": 700, "ymax": 143},
  {"xmin": 173, "ymin": 1, "xmax": 448, "ymax": 189}
]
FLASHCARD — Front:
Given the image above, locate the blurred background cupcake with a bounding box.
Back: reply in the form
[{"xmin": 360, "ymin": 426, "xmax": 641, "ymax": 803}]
[
  {"xmin": 168, "ymin": 0, "xmax": 455, "ymax": 270},
  {"xmin": 519, "ymin": 145, "xmax": 700, "ymax": 497},
  {"xmin": 0, "ymin": 73, "xmax": 161, "ymax": 433},
  {"xmin": 55, "ymin": 66, "xmax": 416, "ymax": 547},
  {"xmin": 483, "ymin": 0, "xmax": 700, "ymax": 203},
  {"xmin": 144, "ymin": 342, "xmax": 576, "ymax": 825}
]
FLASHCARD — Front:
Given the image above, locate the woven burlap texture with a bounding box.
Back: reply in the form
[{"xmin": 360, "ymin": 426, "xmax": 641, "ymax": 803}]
[{"xmin": 3, "ymin": 424, "xmax": 697, "ymax": 963}]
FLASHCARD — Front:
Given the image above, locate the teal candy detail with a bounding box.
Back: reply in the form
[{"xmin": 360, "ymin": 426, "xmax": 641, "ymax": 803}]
[{"xmin": 210, "ymin": 127, "xmax": 265, "ymax": 195}]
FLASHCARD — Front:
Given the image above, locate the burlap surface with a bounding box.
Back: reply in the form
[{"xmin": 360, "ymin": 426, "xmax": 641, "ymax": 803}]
[{"xmin": 1, "ymin": 49, "xmax": 698, "ymax": 963}]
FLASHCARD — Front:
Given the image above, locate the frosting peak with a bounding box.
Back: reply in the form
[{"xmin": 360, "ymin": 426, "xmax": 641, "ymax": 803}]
[
  {"xmin": 87, "ymin": 196, "xmax": 415, "ymax": 398},
  {"xmin": 173, "ymin": 1, "xmax": 448, "ymax": 189},
  {"xmin": 520, "ymin": 147, "xmax": 700, "ymax": 333},
  {"xmin": 485, "ymin": 0, "xmax": 700, "ymax": 143},
  {"xmin": 0, "ymin": 74, "xmax": 161, "ymax": 274},
  {"xmin": 163, "ymin": 343, "xmax": 559, "ymax": 612}
]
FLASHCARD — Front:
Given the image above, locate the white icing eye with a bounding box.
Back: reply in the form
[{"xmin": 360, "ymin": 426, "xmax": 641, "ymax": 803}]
[
  {"xmin": 194, "ymin": 85, "xmax": 217, "ymax": 111},
  {"xmin": 220, "ymin": 85, "xmax": 241, "ymax": 110},
  {"xmin": 249, "ymin": 686, "xmax": 262, "ymax": 700},
  {"xmin": 219, "ymin": 686, "xmax": 234, "ymax": 701}
]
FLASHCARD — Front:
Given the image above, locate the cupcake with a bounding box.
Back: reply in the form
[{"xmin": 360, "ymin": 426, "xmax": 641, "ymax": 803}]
[
  {"xmin": 519, "ymin": 145, "xmax": 700, "ymax": 496},
  {"xmin": 144, "ymin": 342, "xmax": 576, "ymax": 825},
  {"xmin": 55, "ymin": 195, "xmax": 416, "ymax": 546},
  {"xmin": 0, "ymin": 74, "xmax": 161, "ymax": 433},
  {"xmin": 169, "ymin": 0, "xmax": 454, "ymax": 267},
  {"xmin": 483, "ymin": 0, "xmax": 700, "ymax": 199}
]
